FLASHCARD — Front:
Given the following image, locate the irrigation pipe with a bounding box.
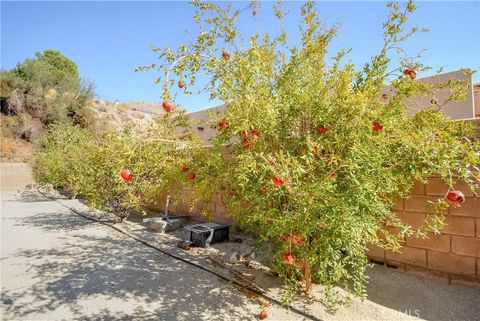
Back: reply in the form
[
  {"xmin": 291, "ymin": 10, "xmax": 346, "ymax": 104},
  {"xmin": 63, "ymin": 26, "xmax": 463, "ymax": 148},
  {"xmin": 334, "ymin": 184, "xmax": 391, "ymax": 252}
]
[{"xmin": 36, "ymin": 188, "xmax": 324, "ymax": 321}]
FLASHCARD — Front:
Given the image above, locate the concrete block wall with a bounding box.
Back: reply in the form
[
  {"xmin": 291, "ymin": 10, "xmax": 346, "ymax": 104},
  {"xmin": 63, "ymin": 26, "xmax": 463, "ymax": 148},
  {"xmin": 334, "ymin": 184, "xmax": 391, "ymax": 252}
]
[
  {"xmin": 162, "ymin": 178, "xmax": 479, "ymax": 282},
  {"xmin": 368, "ymin": 178, "xmax": 479, "ymax": 283},
  {"xmin": 155, "ymin": 188, "xmax": 230, "ymax": 222}
]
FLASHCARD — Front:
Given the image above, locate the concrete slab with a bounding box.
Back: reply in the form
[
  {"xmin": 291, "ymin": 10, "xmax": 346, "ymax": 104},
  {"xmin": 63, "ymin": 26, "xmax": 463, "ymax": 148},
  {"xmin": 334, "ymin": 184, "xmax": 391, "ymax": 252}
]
[{"xmin": 1, "ymin": 191, "xmax": 479, "ymax": 321}]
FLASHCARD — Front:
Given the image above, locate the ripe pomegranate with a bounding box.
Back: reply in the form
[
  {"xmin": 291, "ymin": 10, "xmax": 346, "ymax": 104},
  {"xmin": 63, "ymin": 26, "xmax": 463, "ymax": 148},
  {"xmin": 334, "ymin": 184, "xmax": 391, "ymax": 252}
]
[
  {"xmin": 187, "ymin": 172, "xmax": 196, "ymax": 180},
  {"xmin": 120, "ymin": 169, "xmax": 133, "ymax": 181},
  {"xmin": 162, "ymin": 100, "xmax": 175, "ymax": 112},
  {"xmin": 272, "ymin": 175, "xmax": 284, "ymax": 186},
  {"xmin": 218, "ymin": 120, "xmax": 230, "ymax": 130},
  {"xmin": 409, "ymin": 69, "xmax": 418, "ymax": 79},
  {"xmin": 259, "ymin": 310, "xmax": 268, "ymax": 320},
  {"xmin": 403, "ymin": 68, "xmax": 417, "ymax": 79},
  {"xmin": 178, "ymin": 81, "xmax": 186, "ymax": 89},
  {"xmin": 282, "ymin": 252, "xmax": 296, "ymax": 265},
  {"xmin": 222, "ymin": 50, "xmax": 230, "ymax": 59},
  {"xmin": 182, "ymin": 164, "xmax": 189, "ymax": 173},
  {"xmin": 446, "ymin": 190, "xmax": 465, "ymax": 205},
  {"xmin": 241, "ymin": 131, "xmax": 258, "ymax": 148},
  {"xmin": 250, "ymin": 130, "xmax": 261, "ymax": 137},
  {"xmin": 282, "ymin": 233, "xmax": 305, "ymax": 246},
  {"xmin": 372, "ymin": 121, "xmax": 383, "ymax": 132},
  {"xmin": 316, "ymin": 125, "xmax": 327, "ymax": 135}
]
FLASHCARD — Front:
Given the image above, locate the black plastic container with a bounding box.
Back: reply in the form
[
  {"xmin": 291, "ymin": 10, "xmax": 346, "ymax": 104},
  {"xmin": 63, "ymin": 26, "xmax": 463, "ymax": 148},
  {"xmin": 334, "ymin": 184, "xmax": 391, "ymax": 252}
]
[{"xmin": 184, "ymin": 222, "xmax": 231, "ymax": 248}]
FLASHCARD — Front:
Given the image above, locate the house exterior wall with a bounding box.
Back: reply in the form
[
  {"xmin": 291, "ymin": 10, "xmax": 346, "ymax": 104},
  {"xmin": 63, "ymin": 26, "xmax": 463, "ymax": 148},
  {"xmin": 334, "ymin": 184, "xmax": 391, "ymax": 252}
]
[
  {"xmin": 381, "ymin": 70, "xmax": 475, "ymax": 120},
  {"xmin": 474, "ymin": 83, "xmax": 480, "ymax": 118}
]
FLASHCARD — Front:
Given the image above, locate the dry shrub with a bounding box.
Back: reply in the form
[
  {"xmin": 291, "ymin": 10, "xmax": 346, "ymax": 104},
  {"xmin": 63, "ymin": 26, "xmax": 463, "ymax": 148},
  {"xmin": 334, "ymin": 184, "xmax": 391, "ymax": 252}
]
[
  {"xmin": 117, "ymin": 103, "xmax": 130, "ymax": 111},
  {"xmin": 0, "ymin": 136, "xmax": 15, "ymax": 158},
  {"xmin": 19, "ymin": 118, "xmax": 45, "ymax": 142},
  {"xmin": 132, "ymin": 111, "xmax": 145, "ymax": 119},
  {"xmin": 6, "ymin": 89, "xmax": 25, "ymax": 114}
]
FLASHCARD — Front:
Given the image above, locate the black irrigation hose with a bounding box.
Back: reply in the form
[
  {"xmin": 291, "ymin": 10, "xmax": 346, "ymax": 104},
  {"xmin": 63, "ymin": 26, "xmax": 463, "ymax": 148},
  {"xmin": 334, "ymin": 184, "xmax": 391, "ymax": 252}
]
[{"xmin": 36, "ymin": 189, "xmax": 323, "ymax": 321}]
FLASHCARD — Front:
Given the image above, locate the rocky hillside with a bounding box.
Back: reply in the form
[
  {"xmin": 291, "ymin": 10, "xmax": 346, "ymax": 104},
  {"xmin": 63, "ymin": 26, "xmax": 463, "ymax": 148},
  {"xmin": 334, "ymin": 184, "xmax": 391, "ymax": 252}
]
[{"xmin": 89, "ymin": 99, "xmax": 163, "ymax": 129}]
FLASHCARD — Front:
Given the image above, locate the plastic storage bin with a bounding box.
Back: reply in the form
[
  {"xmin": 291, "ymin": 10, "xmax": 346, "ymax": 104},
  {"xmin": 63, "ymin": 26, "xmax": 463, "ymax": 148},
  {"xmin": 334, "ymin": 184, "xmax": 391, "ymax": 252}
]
[{"xmin": 184, "ymin": 222, "xmax": 231, "ymax": 248}]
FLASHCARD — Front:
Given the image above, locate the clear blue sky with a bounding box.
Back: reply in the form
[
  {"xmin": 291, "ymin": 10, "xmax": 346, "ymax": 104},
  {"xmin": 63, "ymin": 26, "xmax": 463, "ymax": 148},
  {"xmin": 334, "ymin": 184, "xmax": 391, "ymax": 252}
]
[{"xmin": 2, "ymin": 1, "xmax": 479, "ymax": 112}]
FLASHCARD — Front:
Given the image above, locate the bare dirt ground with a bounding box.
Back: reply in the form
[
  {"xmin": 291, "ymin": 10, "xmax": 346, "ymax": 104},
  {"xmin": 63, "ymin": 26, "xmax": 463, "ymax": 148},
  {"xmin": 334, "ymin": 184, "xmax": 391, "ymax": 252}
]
[{"xmin": 1, "ymin": 190, "xmax": 479, "ymax": 321}]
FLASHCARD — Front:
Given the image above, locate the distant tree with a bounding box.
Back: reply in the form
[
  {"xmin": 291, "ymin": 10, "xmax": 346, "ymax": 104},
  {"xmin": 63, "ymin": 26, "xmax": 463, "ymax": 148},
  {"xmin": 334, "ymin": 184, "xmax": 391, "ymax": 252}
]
[
  {"xmin": 15, "ymin": 49, "xmax": 80, "ymax": 92},
  {"xmin": 36, "ymin": 49, "xmax": 79, "ymax": 80},
  {"xmin": 1, "ymin": 50, "xmax": 93, "ymax": 126}
]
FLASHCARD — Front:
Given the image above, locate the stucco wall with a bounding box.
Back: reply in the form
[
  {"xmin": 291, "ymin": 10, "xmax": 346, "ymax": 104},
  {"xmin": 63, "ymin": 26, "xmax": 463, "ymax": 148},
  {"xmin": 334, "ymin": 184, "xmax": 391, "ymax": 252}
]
[{"xmin": 0, "ymin": 163, "xmax": 34, "ymax": 191}]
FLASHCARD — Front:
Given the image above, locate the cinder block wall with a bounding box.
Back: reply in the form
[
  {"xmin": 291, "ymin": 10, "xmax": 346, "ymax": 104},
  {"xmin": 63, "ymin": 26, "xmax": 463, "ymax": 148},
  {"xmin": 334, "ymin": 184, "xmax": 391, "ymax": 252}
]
[
  {"xmin": 368, "ymin": 178, "xmax": 479, "ymax": 283},
  {"xmin": 155, "ymin": 188, "xmax": 230, "ymax": 222},
  {"xmin": 162, "ymin": 179, "xmax": 479, "ymax": 282}
]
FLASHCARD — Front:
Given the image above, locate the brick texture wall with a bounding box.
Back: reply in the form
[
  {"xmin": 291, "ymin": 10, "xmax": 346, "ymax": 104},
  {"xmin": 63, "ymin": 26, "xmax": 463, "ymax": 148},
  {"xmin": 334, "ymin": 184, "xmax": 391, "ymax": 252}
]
[
  {"xmin": 368, "ymin": 178, "xmax": 479, "ymax": 283},
  {"xmin": 161, "ymin": 178, "xmax": 479, "ymax": 282}
]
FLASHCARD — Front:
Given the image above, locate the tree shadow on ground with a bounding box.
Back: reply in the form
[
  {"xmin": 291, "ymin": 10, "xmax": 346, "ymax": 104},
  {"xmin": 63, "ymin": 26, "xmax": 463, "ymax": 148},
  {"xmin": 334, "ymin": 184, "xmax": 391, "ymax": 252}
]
[
  {"xmin": 3, "ymin": 210, "xmax": 259, "ymax": 320},
  {"xmin": 16, "ymin": 210, "xmax": 95, "ymax": 232},
  {"xmin": 2, "ymin": 190, "xmax": 55, "ymax": 203}
]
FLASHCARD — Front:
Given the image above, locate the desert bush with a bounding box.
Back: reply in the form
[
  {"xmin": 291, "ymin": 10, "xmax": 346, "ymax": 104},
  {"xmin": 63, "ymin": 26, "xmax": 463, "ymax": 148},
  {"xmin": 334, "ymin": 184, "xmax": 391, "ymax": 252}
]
[
  {"xmin": 35, "ymin": 111, "xmax": 201, "ymax": 221},
  {"xmin": 0, "ymin": 136, "xmax": 15, "ymax": 158},
  {"xmin": 15, "ymin": 49, "xmax": 80, "ymax": 92},
  {"xmin": 1, "ymin": 50, "xmax": 94, "ymax": 127},
  {"xmin": 144, "ymin": 0, "xmax": 480, "ymax": 305}
]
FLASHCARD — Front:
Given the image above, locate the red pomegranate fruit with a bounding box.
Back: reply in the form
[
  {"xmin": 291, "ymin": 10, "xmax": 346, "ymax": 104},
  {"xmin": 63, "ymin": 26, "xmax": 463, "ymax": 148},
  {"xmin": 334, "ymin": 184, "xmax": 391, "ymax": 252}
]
[
  {"xmin": 446, "ymin": 190, "xmax": 465, "ymax": 205},
  {"xmin": 259, "ymin": 310, "xmax": 268, "ymax": 320},
  {"xmin": 162, "ymin": 100, "xmax": 175, "ymax": 112},
  {"xmin": 120, "ymin": 169, "xmax": 133, "ymax": 181},
  {"xmin": 282, "ymin": 252, "xmax": 296, "ymax": 265},
  {"xmin": 316, "ymin": 125, "xmax": 328, "ymax": 135},
  {"xmin": 283, "ymin": 233, "xmax": 305, "ymax": 246},
  {"xmin": 272, "ymin": 175, "xmax": 284, "ymax": 186},
  {"xmin": 372, "ymin": 121, "xmax": 383, "ymax": 132},
  {"xmin": 218, "ymin": 120, "xmax": 230, "ymax": 130}
]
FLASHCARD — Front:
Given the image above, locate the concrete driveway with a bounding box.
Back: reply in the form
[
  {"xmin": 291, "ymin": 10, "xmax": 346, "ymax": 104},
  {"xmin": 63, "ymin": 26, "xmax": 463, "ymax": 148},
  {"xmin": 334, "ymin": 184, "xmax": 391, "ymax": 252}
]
[
  {"xmin": 1, "ymin": 191, "xmax": 304, "ymax": 321},
  {"xmin": 1, "ymin": 190, "xmax": 479, "ymax": 321}
]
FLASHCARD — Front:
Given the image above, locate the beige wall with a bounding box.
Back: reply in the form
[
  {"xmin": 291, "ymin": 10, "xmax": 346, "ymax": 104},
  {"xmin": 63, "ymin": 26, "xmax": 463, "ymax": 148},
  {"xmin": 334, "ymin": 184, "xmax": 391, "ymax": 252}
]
[
  {"xmin": 368, "ymin": 177, "xmax": 479, "ymax": 283},
  {"xmin": 0, "ymin": 163, "xmax": 34, "ymax": 191},
  {"xmin": 186, "ymin": 104, "xmax": 226, "ymax": 144},
  {"xmin": 382, "ymin": 70, "xmax": 475, "ymax": 120},
  {"xmin": 474, "ymin": 84, "xmax": 480, "ymax": 118}
]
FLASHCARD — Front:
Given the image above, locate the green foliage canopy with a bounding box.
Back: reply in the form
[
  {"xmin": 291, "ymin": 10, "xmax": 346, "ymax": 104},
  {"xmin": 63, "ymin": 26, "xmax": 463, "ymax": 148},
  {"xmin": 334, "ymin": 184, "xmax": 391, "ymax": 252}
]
[{"xmin": 143, "ymin": 0, "xmax": 480, "ymax": 304}]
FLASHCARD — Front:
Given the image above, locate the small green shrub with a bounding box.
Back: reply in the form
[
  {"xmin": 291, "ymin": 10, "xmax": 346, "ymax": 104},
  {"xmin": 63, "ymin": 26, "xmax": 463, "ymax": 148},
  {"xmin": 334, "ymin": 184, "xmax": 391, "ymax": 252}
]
[{"xmin": 35, "ymin": 112, "xmax": 201, "ymax": 221}]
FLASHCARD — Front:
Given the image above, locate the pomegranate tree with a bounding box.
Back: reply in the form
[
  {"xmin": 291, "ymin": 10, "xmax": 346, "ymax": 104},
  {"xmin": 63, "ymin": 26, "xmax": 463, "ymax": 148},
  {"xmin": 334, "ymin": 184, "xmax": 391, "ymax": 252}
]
[{"xmin": 138, "ymin": 0, "xmax": 480, "ymax": 304}]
